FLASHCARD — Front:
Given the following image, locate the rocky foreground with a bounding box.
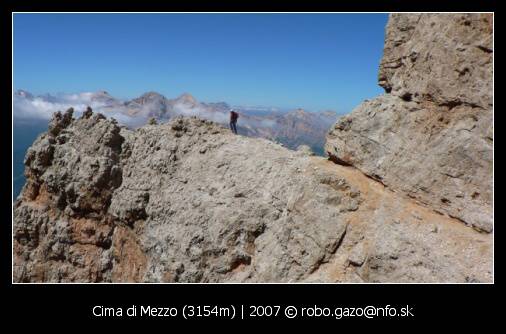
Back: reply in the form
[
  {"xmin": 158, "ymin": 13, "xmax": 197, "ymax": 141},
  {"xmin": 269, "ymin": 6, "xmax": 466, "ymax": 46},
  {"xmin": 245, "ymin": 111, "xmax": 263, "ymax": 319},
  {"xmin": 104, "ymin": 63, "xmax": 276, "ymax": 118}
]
[
  {"xmin": 14, "ymin": 112, "xmax": 492, "ymax": 283},
  {"xmin": 13, "ymin": 13, "xmax": 493, "ymax": 283}
]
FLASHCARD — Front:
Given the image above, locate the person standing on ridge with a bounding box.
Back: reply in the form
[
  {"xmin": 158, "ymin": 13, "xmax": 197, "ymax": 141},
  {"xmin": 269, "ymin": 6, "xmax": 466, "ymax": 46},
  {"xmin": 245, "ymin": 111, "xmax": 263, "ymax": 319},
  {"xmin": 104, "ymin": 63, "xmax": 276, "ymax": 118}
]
[{"xmin": 229, "ymin": 109, "xmax": 239, "ymax": 134}]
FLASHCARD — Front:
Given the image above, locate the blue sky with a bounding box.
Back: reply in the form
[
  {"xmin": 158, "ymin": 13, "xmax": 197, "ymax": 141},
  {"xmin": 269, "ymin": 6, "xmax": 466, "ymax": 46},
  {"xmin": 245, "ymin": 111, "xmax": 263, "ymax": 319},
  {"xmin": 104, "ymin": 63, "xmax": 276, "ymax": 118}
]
[{"xmin": 14, "ymin": 13, "xmax": 388, "ymax": 112}]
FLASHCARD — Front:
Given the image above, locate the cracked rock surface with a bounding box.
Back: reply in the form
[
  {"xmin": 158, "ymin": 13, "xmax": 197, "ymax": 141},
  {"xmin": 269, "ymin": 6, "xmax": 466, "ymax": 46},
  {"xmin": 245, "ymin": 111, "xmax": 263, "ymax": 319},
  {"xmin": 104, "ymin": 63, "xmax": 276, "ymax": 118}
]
[
  {"xmin": 14, "ymin": 113, "xmax": 491, "ymax": 282},
  {"xmin": 326, "ymin": 13, "xmax": 493, "ymax": 232}
]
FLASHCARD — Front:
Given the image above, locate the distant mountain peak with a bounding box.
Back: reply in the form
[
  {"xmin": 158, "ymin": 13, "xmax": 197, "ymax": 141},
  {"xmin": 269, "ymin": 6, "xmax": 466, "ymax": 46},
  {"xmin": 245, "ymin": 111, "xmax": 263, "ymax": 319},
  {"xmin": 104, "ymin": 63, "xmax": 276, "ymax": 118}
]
[
  {"xmin": 90, "ymin": 90, "xmax": 117, "ymax": 103},
  {"xmin": 15, "ymin": 89, "xmax": 34, "ymax": 100},
  {"xmin": 318, "ymin": 110, "xmax": 339, "ymax": 117},
  {"xmin": 131, "ymin": 91, "xmax": 167, "ymax": 105},
  {"xmin": 286, "ymin": 108, "xmax": 309, "ymax": 118},
  {"xmin": 176, "ymin": 92, "xmax": 198, "ymax": 105},
  {"xmin": 140, "ymin": 91, "xmax": 165, "ymax": 99}
]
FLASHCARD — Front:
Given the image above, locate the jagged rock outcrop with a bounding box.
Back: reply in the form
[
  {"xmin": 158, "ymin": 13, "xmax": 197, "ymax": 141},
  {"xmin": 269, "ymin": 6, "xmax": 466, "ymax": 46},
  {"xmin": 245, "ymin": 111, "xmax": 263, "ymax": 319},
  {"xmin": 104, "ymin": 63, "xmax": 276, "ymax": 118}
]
[
  {"xmin": 15, "ymin": 109, "xmax": 124, "ymax": 281},
  {"xmin": 14, "ymin": 112, "xmax": 491, "ymax": 282},
  {"xmin": 13, "ymin": 13, "xmax": 493, "ymax": 282},
  {"xmin": 326, "ymin": 13, "xmax": 493, "ymax": 232}
]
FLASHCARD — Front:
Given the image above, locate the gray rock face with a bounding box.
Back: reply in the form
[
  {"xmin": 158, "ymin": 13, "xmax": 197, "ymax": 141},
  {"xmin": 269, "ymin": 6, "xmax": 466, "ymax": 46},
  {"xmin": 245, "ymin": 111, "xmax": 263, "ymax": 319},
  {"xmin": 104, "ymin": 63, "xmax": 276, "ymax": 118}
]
[
  {"xmin": 379, "ymin": 13, "xmax": 492, "ymax": 109},
  {"xmin": 326, "ymin": 13, "xmax": 493, "ymax": 232},
  {"xmin": 14, "ymin": 109, "xmax": 123, "ymax": 282},
  {"xmin": 13, "ymin": 13, "xmax": 493, "ymax": 282},
  {"xmin": 14, "ymin": 112, "xmax": 491, "ymax": 282}
]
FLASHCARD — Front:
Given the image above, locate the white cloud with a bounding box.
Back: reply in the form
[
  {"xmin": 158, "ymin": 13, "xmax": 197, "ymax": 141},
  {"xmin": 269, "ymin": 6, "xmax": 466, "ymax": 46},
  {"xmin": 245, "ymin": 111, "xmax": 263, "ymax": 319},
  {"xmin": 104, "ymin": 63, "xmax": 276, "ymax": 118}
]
[
  {"xmin": 172, "ymin": 102, "xmax": 229, "ymax": 124},
  {"xmin": 15, "ymin": 93, "xmax": 103, "ymax": 119},
  {"xmin": 13, "ymin": 92, "xmax": 145, "ymax": 128},
  {"xmin": 13, "ymin": 90, "xmax": 334, "ymax": 132}
]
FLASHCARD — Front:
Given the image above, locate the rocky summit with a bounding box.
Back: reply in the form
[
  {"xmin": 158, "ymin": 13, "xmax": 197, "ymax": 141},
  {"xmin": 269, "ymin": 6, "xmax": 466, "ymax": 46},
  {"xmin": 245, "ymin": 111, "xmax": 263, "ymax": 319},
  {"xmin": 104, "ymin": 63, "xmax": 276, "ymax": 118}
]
[{"xmin": 13, "ymin": 13, "xmax": 493, "ymax": 283}]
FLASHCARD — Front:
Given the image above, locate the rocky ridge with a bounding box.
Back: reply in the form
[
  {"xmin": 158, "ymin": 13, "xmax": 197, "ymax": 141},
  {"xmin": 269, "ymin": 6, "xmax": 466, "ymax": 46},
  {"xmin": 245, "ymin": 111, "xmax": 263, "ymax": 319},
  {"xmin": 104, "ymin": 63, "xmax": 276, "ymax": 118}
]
[
  {"xmin": 14, "ymin": 110, "xmax": 491, "ymax": 282},
  {"xmin": 14, "ymin": 89, "xmax": 339, "ymax": 156},
  {"xmin": 13, "ymin": 13, "xmax": 493, "ymax": 283}
]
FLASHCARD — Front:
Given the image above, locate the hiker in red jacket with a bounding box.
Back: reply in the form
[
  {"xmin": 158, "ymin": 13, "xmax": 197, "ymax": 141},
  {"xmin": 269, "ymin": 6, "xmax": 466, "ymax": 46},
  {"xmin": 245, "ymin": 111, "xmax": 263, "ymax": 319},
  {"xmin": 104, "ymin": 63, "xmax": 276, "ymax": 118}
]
[{"xmin": 230, "ymin": 109, "xmax": 239, "ymax": 134}]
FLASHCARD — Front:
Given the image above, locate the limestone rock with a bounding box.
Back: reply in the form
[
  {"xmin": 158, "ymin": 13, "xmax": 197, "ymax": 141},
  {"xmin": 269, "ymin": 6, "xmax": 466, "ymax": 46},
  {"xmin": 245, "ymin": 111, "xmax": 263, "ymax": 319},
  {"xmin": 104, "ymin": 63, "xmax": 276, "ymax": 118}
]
[
  {"xmin": 13, "ymin": 13, "xmax": 493, "ymax": 282},
  {"xmin": 379, "ymin": 13, "xmax": 492, "ymax": 109},
  {"xmin": 14, "ymin": 114, "xmax": 491, "ymax": 282},
  {"xmin": 296, "ymin": 144, "xmax": 314, "ymax": 156},
  {"xmin": 326, "ymin": 13, "xmax": 493, "ymax": 232}
]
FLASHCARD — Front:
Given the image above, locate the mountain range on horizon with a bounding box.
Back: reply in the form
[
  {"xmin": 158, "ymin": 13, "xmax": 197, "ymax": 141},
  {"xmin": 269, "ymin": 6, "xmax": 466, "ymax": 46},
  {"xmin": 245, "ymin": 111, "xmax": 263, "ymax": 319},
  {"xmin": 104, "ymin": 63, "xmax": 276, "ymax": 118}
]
[{"xmin": 14, "ymin": 89, "xmax": 341, "ymax": 154}]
